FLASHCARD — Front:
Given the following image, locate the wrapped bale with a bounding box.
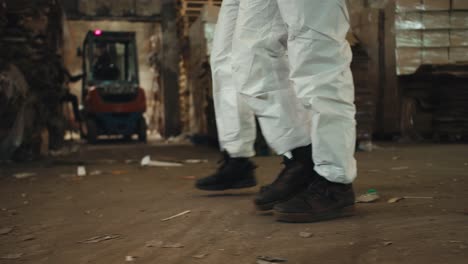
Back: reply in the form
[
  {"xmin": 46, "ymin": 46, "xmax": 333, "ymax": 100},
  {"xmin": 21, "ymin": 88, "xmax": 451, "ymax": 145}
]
[
  {"xmin": 0, "ymin": 64, "xmax": 39, "ymax": 160},
  {"xmin": 0, "ymin": 0, "xmax": 66, "ymax": 160}
]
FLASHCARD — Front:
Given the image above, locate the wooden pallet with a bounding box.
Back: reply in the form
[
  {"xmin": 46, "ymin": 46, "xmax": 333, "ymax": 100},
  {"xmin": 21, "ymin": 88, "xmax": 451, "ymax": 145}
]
[
  {"xmin": 179, "ymin": 0, "xmax": 222, "ymax": 19},
  {"xmin": 178, "ymin": 0, "xmax": 221, "ymax": 36}
]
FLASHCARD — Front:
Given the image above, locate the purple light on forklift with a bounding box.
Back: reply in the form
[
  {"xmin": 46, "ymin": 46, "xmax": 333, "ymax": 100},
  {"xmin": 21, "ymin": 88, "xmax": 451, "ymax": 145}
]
[{"xmin": 94, "ymin": 29, "xmax": 103, "ymax": 36}]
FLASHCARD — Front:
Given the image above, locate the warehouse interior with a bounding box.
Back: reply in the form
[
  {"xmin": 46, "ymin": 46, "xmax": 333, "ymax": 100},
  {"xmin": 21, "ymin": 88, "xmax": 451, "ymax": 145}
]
[{"xmin": 1, "ymin": 0, "xmax": 468, "ymax": 263}]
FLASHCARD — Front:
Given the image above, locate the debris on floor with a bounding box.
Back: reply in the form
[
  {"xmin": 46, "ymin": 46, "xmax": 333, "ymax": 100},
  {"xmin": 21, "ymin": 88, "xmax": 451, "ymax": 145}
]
[
  {"xmin": 184, "ymin": 159, "xmax": 209, "ymax": 164},
  {"xmin": 141, "ymin": 155, "xmax": 183, "ymax": 167},
  {"xmin": 79, "ymin": 234, "xmax": 121, "ymax": 244},
  {"xmin": 403, "ymin": 196, "xmax": 433, "ymax": 200},
  {"xmin": 125, "ymin": 256, "xmax": 137, "ymax": 262},
  {"xmin": 77, "ymin": 166, "xmax": 87, "ymax": 177},
  {"xmin": 383, "ymin": 241, "xmax": 393, "ymax": 247},
  {"xmin": 13, "ymin": 173, "xmax": 36, "ymax": 179},
  {"xmin": 257, "ymin": 256, "xmax": 288, "ymax": 263},
  {"xmin": 141, "ymin": 156, "xmax": 151, "ymax": 166},
  {"xmin": 89, "ymin": 170, "xmax": 103, "ymax": 176},
  {"xmin": 1, "ymin": 253, "xmax": 23, "ymax": 260},
  {"xmin": 161, "ymin": 243, "xmax": 184, "ymax": 248},
  {"xmin": 20, "ymin": 235, "xmax": 36, "ymax": 241},
  {"xmin": 357, "ymin": 141, "xmax": 379, "ymax": 152},
  {"xmin": 299, "ymin": 232, "xmax": 313, "ymax": 238},
  {"xmin": 145, "ymin": 240, "xmax": 163, "ymax": 248},
  {"xmin": 391, "ymin": 166, "xmax": 409, "ymax": 171},
  {"xmin": 193, "ymin": 253, "xmax": 209, "ymax": 259},
  {"xmin": 0, "ymin": 227, "xmax": 14, "ymax": 235},
  {"xmin": 149, "ymin": 160, "xmax": 183, "ymax": 167},
  {"xmin": 356, "ymin": 189, "xmax": 380, "ymax": 203},
  {"xmin": 388, "ymin": 197, "xmax": 405, "ymax": 204},
  {"xmin": 161, "ymin": 210, "xmax": 191, "ymax": 221}
]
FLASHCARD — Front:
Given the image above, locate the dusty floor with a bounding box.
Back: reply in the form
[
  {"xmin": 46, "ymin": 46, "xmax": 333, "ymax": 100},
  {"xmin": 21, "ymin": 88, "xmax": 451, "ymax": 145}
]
[{"xmin": 0, "ymin": 142, "xmax": 467, "ymax": 264}]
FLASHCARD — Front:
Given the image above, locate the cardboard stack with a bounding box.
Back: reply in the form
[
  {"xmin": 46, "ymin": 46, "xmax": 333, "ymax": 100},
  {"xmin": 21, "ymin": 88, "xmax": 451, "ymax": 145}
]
[{"xmin": 395, "ymin": 0, "xmax": 468, "ymax": 75}]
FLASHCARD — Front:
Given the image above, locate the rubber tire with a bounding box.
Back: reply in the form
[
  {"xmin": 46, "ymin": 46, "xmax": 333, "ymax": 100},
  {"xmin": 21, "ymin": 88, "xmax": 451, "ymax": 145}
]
[
  {"xmin": 138, "ymin": 117, "xmax": 147, "ymax": 143},
  {"xmin": 86, "ymin": 119, "xmax": 98, "ymax": 144}
]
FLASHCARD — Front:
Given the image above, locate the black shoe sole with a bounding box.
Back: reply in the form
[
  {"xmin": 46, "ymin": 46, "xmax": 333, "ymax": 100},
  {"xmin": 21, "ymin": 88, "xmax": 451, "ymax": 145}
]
[
  {"xmin": 254, "ymin": 190, "xmax": 305, "ymax": 212},
  {"xmin": 255, "ymin": 201, "xmax": 278, "ymax": 211},
  {"xmin": 196, "ymin": 179, "xmax": 257, "ymax": 191},
  {"xmin": 274, "ymin": 205, "xmax": 355, "ymax": 223},
  {"xmin": 254, "ymin": 195, "xmax": 295, "ymax": 212}
]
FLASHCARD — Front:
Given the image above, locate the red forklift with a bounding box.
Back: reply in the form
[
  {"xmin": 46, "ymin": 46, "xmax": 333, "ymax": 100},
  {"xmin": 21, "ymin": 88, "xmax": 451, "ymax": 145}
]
[{"xmin": 80, "ymin": 30, "xmax": 147, "ymax": 143}]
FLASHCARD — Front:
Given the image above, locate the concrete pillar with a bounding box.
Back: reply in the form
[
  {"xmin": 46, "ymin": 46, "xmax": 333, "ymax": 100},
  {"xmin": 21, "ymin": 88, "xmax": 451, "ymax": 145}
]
[{"xmin": 160, "ymin": 0, "xmax": 181, "ymax": 137}]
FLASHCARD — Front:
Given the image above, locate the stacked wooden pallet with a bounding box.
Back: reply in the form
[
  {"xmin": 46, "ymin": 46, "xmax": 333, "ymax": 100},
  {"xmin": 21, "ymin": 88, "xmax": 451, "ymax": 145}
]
[
  {"xmin": 178, "ymin": 0, "xmax": 221, "ymax": 36},
  {"xmin": 432, "ymin": 74, "xmax": 468, "ymax": 141}
]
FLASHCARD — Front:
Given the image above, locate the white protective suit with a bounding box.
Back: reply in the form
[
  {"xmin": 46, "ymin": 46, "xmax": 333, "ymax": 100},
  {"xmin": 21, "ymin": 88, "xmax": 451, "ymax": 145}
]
[
  {"xmin": 232, "ymin": 0, "xmax": 357, "ymax": 183},
  {"xmin": 211, "ymin": 0, "xmax": 310, "ymax": 158},
  {"xmin": 211, "ymin": 0, "xmax": 256, "ymax": 158}
]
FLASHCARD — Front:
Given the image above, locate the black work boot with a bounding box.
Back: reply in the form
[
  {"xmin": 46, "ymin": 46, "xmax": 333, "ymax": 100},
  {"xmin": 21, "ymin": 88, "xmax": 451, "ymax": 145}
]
[
  {"xmin": 273, "ymin": 176, "xmax": 356, "ymax": 223},
  {"xmin": 254, "ymin": 145, "xmax": 316, "ymax": 211},
  {"xmin": 195, "ymin": 151, "xmax": 257, "ymax": 191}
]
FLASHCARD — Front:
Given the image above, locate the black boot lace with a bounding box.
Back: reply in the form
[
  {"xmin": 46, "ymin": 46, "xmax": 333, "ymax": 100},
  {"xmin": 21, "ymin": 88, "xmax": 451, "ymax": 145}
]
[{"xmin": 304, "ymin": 178, "xmax": 333, "ymax": 199}]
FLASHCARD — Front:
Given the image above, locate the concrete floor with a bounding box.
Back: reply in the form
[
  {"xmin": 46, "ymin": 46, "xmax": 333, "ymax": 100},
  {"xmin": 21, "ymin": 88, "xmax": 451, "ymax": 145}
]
[{"xmin": 0, "ymin": 142, "xmax": 467, "ymax": 264}]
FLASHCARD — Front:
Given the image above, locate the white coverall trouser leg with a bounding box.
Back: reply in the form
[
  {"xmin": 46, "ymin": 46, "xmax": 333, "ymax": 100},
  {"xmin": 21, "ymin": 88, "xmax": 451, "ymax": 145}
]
[
  {"xmin": 232, "ymin": 0, "xmax": 357, "ymax": 184},
  {"xmin": 211, "ymin": 0, "xmax": 256, "ymax": 158},
  {"xmin": 211, "ymin": 0, "xmax": 311, "ymax": 158}
]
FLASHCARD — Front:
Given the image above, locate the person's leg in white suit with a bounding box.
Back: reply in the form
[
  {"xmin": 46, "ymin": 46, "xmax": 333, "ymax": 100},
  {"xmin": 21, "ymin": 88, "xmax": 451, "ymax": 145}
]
[
  {"xmin": 196, "ymin": 0, "xmax": 257, "ymax": 191},
  {"xmin": 231, "ymin": 0, "xmax": 313, "ymax": 212},
  {"xmin": 232, "ymin": 0, "xmax": 357, "ymax": 222}
]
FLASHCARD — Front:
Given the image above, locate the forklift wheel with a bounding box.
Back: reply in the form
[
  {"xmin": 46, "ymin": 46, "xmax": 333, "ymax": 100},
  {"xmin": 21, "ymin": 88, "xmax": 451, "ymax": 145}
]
[
  {"xmin": 138, "ymin": 117, "xmax": 147, "ymax": 143},
  {"xmin": 86, "ymin": 119, "xmax": 98, "ymax": 144}
]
